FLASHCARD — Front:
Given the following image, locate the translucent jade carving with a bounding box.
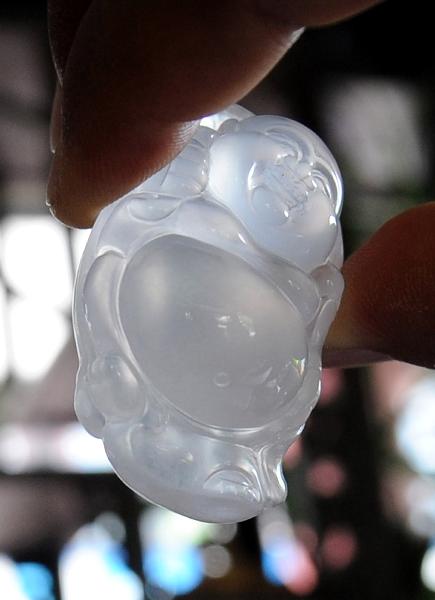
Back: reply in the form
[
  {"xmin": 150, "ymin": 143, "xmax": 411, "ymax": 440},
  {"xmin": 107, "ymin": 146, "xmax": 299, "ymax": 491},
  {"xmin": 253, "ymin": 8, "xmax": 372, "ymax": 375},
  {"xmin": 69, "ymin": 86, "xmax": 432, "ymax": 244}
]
[{"xmin": 73, "ymin": 105, "xmax": 344, "ymax": 522}]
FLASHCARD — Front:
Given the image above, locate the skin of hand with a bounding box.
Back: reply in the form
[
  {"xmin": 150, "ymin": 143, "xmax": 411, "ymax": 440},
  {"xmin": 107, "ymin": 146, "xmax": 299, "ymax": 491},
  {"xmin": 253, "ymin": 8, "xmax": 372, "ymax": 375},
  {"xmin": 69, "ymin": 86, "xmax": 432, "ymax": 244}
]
[{"xmin": 47, "ymin": 0, "xmax": 435, "ymax": 370}]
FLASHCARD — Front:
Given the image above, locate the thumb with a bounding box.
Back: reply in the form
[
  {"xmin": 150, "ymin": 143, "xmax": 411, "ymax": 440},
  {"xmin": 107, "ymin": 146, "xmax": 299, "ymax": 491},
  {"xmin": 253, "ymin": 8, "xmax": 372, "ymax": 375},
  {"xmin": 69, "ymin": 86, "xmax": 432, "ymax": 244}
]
[{"xmin": 324, "ymin": 202, "xmax": 435, "ymax": 369}]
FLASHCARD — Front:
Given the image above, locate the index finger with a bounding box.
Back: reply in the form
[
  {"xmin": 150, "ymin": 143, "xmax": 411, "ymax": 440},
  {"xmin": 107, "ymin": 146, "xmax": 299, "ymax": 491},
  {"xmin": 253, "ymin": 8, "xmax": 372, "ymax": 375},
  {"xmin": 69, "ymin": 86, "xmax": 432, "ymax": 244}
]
[{"xmin": 47, "ymin": 0, "xmax": 381, "ymax": 228}]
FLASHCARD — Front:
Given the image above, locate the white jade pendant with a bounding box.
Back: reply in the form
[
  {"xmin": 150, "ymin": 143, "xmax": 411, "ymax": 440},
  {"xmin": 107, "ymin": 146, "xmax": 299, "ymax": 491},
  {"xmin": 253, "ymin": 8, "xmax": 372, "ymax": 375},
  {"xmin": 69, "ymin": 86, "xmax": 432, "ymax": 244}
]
[{"xmin": 73, "ymin": 105, "xmax": 344, "ymax": 523}]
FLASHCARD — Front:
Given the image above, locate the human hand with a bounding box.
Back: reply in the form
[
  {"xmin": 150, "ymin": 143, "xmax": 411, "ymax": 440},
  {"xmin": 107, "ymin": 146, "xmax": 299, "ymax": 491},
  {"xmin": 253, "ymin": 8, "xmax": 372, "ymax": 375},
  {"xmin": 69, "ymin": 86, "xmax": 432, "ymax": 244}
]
[{"xmin": 47, "ymin": 1, "xmax": 435, "ymax": 370}]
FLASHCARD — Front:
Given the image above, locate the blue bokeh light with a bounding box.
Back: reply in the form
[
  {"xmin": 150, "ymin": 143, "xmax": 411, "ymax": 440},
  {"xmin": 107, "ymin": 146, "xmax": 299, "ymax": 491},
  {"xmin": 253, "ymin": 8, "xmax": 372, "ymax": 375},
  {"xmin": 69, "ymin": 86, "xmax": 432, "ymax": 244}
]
[
  {"xmin": 144, "ymin": 544, "xmax": 203, "ymax": 596},
  {"xmin": 17, "ymin": 562, "xmax": 55, "ymax": 600}
]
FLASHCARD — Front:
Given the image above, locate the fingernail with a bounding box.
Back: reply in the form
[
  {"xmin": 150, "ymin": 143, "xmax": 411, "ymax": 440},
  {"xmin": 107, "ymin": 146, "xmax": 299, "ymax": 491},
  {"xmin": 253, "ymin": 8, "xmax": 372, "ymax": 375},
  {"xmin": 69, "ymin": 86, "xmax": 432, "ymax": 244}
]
[{"xmin": 49, "ymin": 83, "xmax": 62, "ymax": 154}]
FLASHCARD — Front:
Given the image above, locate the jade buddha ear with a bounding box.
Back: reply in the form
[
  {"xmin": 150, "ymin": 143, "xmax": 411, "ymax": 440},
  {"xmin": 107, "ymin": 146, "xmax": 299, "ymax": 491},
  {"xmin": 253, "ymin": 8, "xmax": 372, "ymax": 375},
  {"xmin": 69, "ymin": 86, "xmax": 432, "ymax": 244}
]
[{"xmin": 73, "ymin": 105, "xmax": 344, "ymax": 523}]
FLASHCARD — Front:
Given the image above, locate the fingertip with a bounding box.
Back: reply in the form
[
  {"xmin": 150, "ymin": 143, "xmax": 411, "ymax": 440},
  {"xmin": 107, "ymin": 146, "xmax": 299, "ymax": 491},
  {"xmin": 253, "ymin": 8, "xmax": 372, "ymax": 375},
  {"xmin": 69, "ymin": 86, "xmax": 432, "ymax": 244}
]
[
  {"xmin": 47, "ymin": 0, "xmax": 385, "ymax": 230},
  {"xmin": 324, "ymin": 202, "xmax": 435, "ymax": 369},
  {"xmin": 47, "ymin": 118, "xmax": 198, "ymax": 228}
]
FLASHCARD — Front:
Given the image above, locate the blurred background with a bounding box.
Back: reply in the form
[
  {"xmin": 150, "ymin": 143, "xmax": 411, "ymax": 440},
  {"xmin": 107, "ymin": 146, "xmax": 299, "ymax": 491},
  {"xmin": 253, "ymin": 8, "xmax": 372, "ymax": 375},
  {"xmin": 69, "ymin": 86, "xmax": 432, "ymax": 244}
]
[{"xmin": 1, "ymin": 1, "xmax": 435, "ymax": 598}]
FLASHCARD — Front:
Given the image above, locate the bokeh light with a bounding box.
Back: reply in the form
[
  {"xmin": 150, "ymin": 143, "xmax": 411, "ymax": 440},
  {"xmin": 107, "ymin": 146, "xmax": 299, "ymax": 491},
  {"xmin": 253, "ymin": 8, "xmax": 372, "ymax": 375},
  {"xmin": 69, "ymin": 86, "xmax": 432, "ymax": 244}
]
[
  {"xmin": 321, "ymin": 526, "xmax": 358, "ymax": 571},
  {"xmin": 202, "ymin": 544, "xmax": 232, "ymax": 579},
  {"xmin": 396, "ymin": 375, "xmax": 435, "ymax": 475},
  {"xmin": 306, "ymin": 457, "xmax": 347, "ymax": 498},
  {"xmin": 144, "ymin": 545, "xmax": 203, "ymax": 596},
  {"xmin": 421, "ymin": 542, "xmax": 435, "ymax": 592},
  {"xmin": 59, "ymin": 523, "xmax": 143, "ymax": 600}
]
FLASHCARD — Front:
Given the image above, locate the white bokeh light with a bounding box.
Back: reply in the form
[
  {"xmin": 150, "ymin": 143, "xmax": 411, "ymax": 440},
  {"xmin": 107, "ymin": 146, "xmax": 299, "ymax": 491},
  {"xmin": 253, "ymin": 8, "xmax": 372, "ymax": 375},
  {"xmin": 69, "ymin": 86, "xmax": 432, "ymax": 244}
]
[
  {"xmin": 0, "ymin": 555, "xmax": 28, "ymax": 600},
  {"xmin": 421, "ymin": 543, "xmax": 435, "ymax": 591},
  {"xmin": 0, "ymin": 283, "xmax": 9, "ymax": 383},
  {"xmin": 0, "ymin": 423, "xmax": 112, "ymax": 474},
  {"xmin": 9, "ymin": 297, "xmax": 69, "ymax": 381},
  {"xmin": 59, "ymin": 524, "xmax": 143, "ymax": 600},
  {"xmin": 396, "ymin": 375, "xmax": 435, "ymax": 475},
  {"xmin": 203, "ymin": 545, "xmax": 232, "ymax": 578},
  {"xmin": 72, "ymin": 229, "xmax": 91, "ymax": 271},
  {"xmin": 1, "ymin": 215, "xmax": 72, "ymax": 310}
]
